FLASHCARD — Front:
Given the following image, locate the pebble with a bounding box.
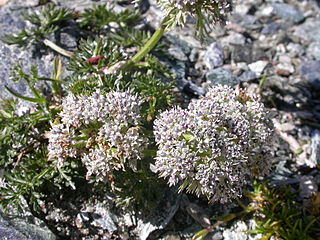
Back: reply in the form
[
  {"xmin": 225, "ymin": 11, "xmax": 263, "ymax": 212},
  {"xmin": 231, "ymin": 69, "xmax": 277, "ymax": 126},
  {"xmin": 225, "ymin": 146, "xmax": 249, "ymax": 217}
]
[
  {"xmin": 203, "ymin": 42, "xmax": 224, "ymax": 69},
  {"xmin": 294, "ymin": 18, "xmax": 320, "ymax": 42},
  {"xmin": 222, "ymin": 33, "xmax": 246, "ymax": 46},
  {"xmin": 272, "ymin": 3, "xmax": 304, "ymax": 23},
  {"xmin": 168, "ymin": 45, "xmax": 188, "ymax": 61},
  {"xmin": 231, "ymin": 44, "xmax": 252, "ymax": 63},
  {"xmin": 248, "ymin": 60, "xmax": 269, "ymax": 76},
  {"xmin": 299, "ymin": 176, "xmax": 318, "ymax": 199},
  {"xmin": 286, "ymin": 42, "xmax": 305, "ymax": 57},
  {"xmin": 307, "ymin": 42, "xmax": 320, "ymax": 60},
  {"xmin": 310, "ymin": 130, "xmax": 320, "ymax": 167},
  {"xmin": 261, "ymin": 22, "xmax": 281, "ymax": 35},
  {"xmin": 205, "ymin": 67, "xmax": 239, "ymax": 87},
  {"xmin": 276, "ymin": 55, "xmax": 295, "ymax": 76},
  {"xmin": 239, "ymin": 70, "xmax": 257, "ymax": 82},
  {"xmin": 299, "ymin": 60, "xmax": 320, "ymax": 89}
]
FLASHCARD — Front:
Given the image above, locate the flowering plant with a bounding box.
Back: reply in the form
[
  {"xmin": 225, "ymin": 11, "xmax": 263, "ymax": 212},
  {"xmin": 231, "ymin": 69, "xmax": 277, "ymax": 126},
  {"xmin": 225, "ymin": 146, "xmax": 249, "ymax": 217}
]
[
  {"xmin": 157, "ymin": 0, "xmax": 232, "ymax": 35},
  {"xmin": 47, "ymin": 90, "xmax": 148, "ymax": 181},
  {"xmin": 154, "ymin": 85, "xmax": 272, "ymax": 202},
  {"xmin": 0, "ymin": 1, "xmax": 276, "ymax": 239}
]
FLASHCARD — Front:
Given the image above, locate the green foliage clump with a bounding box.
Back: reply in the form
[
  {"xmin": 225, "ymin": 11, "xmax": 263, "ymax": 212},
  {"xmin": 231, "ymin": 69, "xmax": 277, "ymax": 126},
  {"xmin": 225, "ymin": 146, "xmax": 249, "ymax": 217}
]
[
  {"xmin": 1, "ymin": 4, "xmax": 74, "ymax": 46},
  {"xmin": 0, "ymin": 3, "xmax": 176, "ymax": 225},
  {"xmin": 193, "ymin": 182, "xmax": 320, "ymax": 240},
  {"xmin": 78, "ymin": 4, "xmax": 140, "ymax": 33},
  {"xmin": 248, "ymin": 182, "xmax": 320, "ymax": 240}
]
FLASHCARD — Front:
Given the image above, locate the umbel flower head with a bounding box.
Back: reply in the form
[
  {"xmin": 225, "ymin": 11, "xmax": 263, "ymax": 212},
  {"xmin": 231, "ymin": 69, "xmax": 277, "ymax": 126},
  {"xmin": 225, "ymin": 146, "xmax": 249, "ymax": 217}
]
[
  {"xmin": 46, "ymin": 90, "xmax": 148, "ymax": 182},
  {"xmin": 157, "ymin": 0, "xmax": 232, "ymax": 36},
  {"xmin": 154, "ymin": 85, "xmax": 272, "ymax": 203}
]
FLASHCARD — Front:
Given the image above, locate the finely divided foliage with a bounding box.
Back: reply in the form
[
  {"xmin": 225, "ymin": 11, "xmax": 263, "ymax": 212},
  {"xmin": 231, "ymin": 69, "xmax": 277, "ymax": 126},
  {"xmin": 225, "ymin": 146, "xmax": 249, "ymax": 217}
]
[
  {"xmin": 156, "ymin": 0, "xmax": 232, "ymax": 36},
  {"xmin": 47, "ymin": 90, "xmax": 148, "ymax": 182},
  {"xmin": 154, "ymin": 85, "xmax": 272, "ymax": 203}
]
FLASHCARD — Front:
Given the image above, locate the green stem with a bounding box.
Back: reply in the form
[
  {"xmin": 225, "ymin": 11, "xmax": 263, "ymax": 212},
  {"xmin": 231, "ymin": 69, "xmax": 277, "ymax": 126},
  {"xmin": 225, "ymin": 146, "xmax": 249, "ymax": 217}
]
[
  {"xmin": 43, "ymin": 39, "xmax": 73, "ymax": 57},
  {"xmin": 129, "ymin": 20, "xmax": 166, "ymax": 64}
]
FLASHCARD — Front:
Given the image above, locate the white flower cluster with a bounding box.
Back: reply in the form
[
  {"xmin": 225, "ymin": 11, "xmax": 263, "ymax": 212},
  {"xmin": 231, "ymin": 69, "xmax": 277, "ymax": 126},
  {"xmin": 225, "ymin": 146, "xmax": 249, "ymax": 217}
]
[
  {"xmin": 59, "ymin": 91, "xmax": 142, "ymax": 127},
  {"xmin": 47, "ymin": 123, "xmax": 77, "ymax": 168},
  {"xmin": 154, "ymin": 85, "xmax": 272, "ymax": 203},
  {"xmin": 47, "ymin": 91, "xmax": 147, "ymax": 181},
  {"xmin": 157, "ymin": 0, "xmax": 232, "ymax": 29}
]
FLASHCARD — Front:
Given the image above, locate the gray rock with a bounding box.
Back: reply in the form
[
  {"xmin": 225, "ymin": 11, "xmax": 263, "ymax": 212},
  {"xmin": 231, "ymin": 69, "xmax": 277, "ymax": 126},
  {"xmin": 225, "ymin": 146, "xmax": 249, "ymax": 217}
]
[
  {"xmin": 52, "ymin": 0, "xmax": 120, "ymax": 12},
  {"xmin": 251, "ymin": 45, "xmax": 270, "ymax": 62},
  {"xmin": 232, "ymin": 44, "xmax": 252, "ymax": 63},
  {"xmin": 90, "ymin": 204, "xmax": 118, "ymax": 233},
  {"xmin": 0, "ymin": 43, "xmax": 54, "ymax": 100},
  {"xmin": 248, "ymin": 60, "xmax": 269, "ymax": 76},
  {"xmin": 276, "ymin": 55, "xmax": 295, "ymax": 76},
  {"xmin": 48, "ymin": 20, "xmax": 80, "ymax": 51},
  {"xmin": 0, "ymin": 214, "xmax": 30, "ymax": 240},
  {"xmin": 310, "ymin": 130, "xmax": 320, "ymax": 166},
  {"xmin": 205, "ymin": 68, "xmax": 239, "ymax": 87},
  {"xmin": 168, "ymin": 45, "xmax": 188, "ymax": 61},
  {"xmin": 294, "ymin": 18, "xmax": 320, "ymax": 43},
  {"xmin": 272, "ymin": 3, "xmax": 304, "ymax": 23},
  {"xmin": 167, "ymin": 34, "xmax": 191, "ymax": 58},
  {"xmin": 0, "ymin": 4, "xmax": 26, "ymax": 35},
  {"xmin": 137, "ymin": 187, "xmax": 182, "ymax": 240},
  {"xmin": 299, "ymin": 61, "xmax": 320, "ymax": 89},
  {"xmin": 6, "ymin": 0, "xmax": 39, "ymax": 8},
  {"xmin": 169, "ymin": 61, "xmax": 186, "ymax": 80},
  {"xmin": 261, "ymin": 22, "xmax": 280, "ymax": 35},
  {"xmin": 299, "ymin": 176, "xmax": 318, "ymax": 199},
  {"xmin": 179, "ymin": 79, "xmax": 205, "ymax": 96},
  {"xmin": 186, "ymin": 203, "xmax": 211, "ymax": 228},
  {"xmin": 203, "ymin": 42, "xmax": 224, "ymax": 69},
  {"xmin": 222, "ymin": 33, "xmax": 246, "ymax": 46},
  {"xmin": 230, "ymin": 13, "xmax": 259, "ymax": 30},
  {"xmin": 286, "ymin": 42, "xmax": 305, "ymax": 58},
  {"xmin": 0, "ymin": 209, "xmax": 56, "ymax": 240},
  {"xmin": 239, "ymin": 70, "xmax": 257, "ymax": 82},
  {"xmin": 307, "ymin": 42, "xmax": 320, "ymax": 60}
]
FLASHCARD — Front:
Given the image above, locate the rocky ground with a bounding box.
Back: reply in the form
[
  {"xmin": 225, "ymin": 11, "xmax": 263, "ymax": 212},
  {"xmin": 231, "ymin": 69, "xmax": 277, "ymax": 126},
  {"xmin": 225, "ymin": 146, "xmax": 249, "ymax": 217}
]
[{"xmin": 0, "ymin": 0, "xmax": 320, "ymax": 239}]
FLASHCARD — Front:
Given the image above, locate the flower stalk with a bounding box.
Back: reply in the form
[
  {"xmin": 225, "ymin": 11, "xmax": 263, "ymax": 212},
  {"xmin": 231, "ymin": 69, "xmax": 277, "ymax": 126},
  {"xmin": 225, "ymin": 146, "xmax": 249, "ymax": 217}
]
[
  {"xmin": 129, "ymin": 23, "xmax": 166, "ymax": 64},
  {"xmin": 43, "ymin": 39, "xmax": 74, "ymax": 58}
]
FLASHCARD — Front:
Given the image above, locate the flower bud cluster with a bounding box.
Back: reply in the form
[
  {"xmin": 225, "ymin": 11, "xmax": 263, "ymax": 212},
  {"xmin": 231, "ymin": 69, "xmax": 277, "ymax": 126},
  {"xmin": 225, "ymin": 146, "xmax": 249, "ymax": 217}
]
[
  {"xmin": 47, "ymin": 91, "xmax": 147, "ymax": 181},
  {"xmin": 154, "ymin": 85, "xmax": 272, "ymax": 203}
]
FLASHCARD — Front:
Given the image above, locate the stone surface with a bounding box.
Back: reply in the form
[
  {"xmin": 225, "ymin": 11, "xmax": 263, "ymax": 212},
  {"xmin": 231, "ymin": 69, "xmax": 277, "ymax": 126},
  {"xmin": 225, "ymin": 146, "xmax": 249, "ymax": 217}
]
[
  {"xmin": 0, "ymin": 209, "xmax": 56, "ymax": 240},
  {"xmin": 307, "ymin": 42, "xmax": 320, "ymax": 60},
  {"xmin": 299, "ymin": 176, "xmax": 318, "ymax": 199},
  {"xmin": 204, "ymin": 42, "xmax": 224, "ymax": 69},
  {"xmin": 272, "ymin": 3, "xmax": 304, "ymax": 23},
  {"xmin": 231, "ymin": 44, "xmax": 252, "ymax": 63},
  {"xmin": 286, "ymin": 42, "xmax": 305, "ymax": 57},
  {"xmin": 248, "ymin": 60, "xmax": 268, "ymax": 76},
  {"xmin": 222, "ymin": 33, "xmax": 246, "ymax": 46},
  {"xmin": 310, "ymin": 130, "xmax": 320, "ymax": 167},
  {"xmin": 294, "ymin": 18, "xmax": 320, "ymax": 43},
  {"xmin": 205, "ymin": 67, "xmax": 239, "ymax": 87},
  {"xmin": 239, "ymin": 70, "xmax": 257, "ymax": 82},
  {"xmin": 299, "ymin": 61, "xmax": 320, "ymax": 89},
  {"xmin": 137, "ymin": 187, "xmax": 181, "ymax": 240},
  {"xmin": 276, "ymin": 55, "xmax": 295, "ymax": 76},
  {"xmin": 261, "ymin": 22, "xmax": 280, "ymax": 35},
  {"xmin": 0, "ymin": 214, "xmax": 30, "ymax": 240}
]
